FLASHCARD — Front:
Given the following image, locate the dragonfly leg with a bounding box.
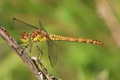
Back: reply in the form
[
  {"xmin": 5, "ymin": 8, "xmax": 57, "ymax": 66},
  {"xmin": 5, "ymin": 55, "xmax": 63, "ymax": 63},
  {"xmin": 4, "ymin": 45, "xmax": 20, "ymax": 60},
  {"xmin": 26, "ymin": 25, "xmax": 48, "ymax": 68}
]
[
  {"xmin": 29, "ymin": 44, "xmax": 32, "ymax": 53},
  {"xmin": 20, "ymin": 43, "xmax": 30, "ymax": 56},
  {"xmin": 21, "ymin": 45, "xmax": 27, "ymax": 48},
  {"xmin": 36, "ymin": 45, "xmax": 43, "ymax": 60}
]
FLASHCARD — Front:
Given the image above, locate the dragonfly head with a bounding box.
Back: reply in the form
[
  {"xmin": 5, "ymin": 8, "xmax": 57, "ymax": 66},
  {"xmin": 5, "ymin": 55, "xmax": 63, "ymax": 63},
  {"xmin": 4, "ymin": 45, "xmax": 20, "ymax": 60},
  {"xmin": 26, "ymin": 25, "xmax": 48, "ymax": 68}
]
[{"xmin": 20, "ymin": 32, "xmax": 30, "ymax": 43}]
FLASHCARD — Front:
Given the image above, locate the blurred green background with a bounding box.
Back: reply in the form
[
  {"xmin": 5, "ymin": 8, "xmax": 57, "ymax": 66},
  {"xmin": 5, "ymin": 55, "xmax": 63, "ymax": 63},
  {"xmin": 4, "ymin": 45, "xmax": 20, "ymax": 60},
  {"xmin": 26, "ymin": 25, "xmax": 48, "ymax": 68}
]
[{"xmin": 0, "ymin": 0, "xmax": 120, "ymax": 80}]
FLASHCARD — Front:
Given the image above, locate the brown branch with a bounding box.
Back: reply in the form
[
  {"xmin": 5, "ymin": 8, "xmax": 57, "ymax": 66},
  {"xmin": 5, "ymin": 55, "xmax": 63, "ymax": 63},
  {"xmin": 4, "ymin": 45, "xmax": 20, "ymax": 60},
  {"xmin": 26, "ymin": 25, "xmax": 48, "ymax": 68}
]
[
  {"xmin": 0, "ymin": 25, "xmax": 60, "ymax": 80},
  {"xmin": 32, "ymin": 57, "xmax": 61, "ymax": 80}
]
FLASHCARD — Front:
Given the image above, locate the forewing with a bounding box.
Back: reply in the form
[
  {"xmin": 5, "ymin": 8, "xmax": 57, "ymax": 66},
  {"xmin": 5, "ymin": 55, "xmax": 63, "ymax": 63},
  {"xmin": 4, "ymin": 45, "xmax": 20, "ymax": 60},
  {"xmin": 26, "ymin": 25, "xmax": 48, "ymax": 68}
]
[
  {"xmin": 13, "ymin": 18, "xmax": 40, "ymax": 34},
  {"xmin": 39, "ymin": 21, "xmax": 48, "ymax": 33},
  {"xmin": 12, "ymin": 18, "xmax": 39, "ymax": 42},
  {"xmin": 47, "ymin": 39, "xmax": 58, "ymax": 67}
]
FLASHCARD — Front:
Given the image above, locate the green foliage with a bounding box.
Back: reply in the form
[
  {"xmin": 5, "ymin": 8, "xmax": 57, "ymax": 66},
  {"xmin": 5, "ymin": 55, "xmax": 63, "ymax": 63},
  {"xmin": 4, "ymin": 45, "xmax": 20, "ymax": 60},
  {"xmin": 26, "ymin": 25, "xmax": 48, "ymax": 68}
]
[{"xmin": 0, "ymin": 0, "xmax": 120, "ymax": 80}]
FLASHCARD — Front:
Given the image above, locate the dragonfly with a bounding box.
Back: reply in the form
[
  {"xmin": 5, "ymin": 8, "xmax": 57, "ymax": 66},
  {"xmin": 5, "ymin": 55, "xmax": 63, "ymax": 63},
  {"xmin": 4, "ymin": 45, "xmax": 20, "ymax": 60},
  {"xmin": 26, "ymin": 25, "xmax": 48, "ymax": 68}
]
[{"xmin": 12, "ymin": 18, "xmax": 103, "ymax": 67}]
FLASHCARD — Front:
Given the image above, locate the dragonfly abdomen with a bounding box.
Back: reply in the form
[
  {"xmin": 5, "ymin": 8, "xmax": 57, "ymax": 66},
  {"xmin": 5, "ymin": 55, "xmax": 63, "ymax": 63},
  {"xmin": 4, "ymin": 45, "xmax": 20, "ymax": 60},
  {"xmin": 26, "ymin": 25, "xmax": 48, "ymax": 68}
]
[{"xmin": 50, "ymin": 34, "xmax": 103, "ymax": 45}]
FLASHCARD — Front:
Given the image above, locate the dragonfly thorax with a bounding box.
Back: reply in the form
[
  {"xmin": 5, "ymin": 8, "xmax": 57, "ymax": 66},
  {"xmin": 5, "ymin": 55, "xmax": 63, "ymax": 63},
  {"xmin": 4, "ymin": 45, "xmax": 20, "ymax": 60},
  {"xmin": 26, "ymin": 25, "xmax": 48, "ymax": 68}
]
[{"xmin": 30, "ymin": 30, "xmax": 47, "ymax": 42}]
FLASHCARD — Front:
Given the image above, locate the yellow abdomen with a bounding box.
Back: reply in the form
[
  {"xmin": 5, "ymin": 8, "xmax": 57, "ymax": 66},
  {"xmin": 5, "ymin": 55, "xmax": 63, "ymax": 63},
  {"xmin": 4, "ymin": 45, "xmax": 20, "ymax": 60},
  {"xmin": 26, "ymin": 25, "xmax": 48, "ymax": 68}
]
[{"xmin": 49, "ymin": 34, "xmax": 103, "ymax": 45}]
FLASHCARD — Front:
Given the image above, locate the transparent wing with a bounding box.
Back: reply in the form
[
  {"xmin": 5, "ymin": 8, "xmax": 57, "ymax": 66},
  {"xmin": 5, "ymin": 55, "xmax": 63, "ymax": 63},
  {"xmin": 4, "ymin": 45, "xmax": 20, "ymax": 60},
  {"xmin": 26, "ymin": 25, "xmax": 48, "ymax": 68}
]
[
  {"xmin": 12, "ymin": 18, "xmax": 39, "ymax": 33},
  {"xmin": 39, "ymin": 21, "xmax": 47, "ymax": 32},
  {"xmin": 38, "ymin": 21, "xmax": 58, "ymax": 67},
  {"xmin": 47, "ymin": 39, "xmax": 58, "ymax": 67}
]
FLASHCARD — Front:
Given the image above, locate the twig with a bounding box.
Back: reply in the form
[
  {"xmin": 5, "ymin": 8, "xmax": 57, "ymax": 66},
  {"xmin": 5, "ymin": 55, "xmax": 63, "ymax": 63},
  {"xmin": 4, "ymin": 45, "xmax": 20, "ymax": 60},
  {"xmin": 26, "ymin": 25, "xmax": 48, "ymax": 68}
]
[
  {"xmin": 32, "ymin": 57, "xmax": 61, "ymax": 80},
  {"xmin": 0, "ymin": 25, "xmax": 60, "ymax": 80}
]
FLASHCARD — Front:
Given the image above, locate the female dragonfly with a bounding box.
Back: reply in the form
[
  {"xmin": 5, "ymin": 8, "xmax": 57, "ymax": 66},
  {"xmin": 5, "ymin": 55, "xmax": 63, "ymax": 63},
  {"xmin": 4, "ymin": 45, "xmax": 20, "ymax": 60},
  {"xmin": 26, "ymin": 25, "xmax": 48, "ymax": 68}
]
[{"xmin": 13, "ymin": 18, "xmax": 103, "ymax": 67}]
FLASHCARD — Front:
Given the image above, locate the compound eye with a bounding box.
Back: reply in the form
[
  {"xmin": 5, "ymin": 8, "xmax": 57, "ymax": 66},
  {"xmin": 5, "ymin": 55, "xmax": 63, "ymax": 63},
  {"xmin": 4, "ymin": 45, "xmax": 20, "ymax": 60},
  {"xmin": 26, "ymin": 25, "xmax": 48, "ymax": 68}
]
[
  {"xmin": 20, "ymin": 32, "xmax": 29, "ymax": 42},
  {"xmin": 21, "ymin": 32, "xmax": 28, "ymax": 39}
]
